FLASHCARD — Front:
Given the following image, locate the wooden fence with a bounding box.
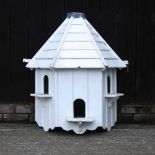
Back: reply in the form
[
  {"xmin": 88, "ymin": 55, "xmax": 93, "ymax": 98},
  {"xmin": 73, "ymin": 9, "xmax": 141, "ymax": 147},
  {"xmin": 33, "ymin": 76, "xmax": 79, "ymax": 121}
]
[{"xmin": 0, "ymin": 0, "xmax": 155, "ymax": 107}]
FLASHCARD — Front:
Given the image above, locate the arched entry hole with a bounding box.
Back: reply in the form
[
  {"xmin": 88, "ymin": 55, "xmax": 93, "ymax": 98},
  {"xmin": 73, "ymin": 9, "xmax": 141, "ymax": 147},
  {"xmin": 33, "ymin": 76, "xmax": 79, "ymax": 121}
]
[
  {"xmin": 73, "ymin": 99, "xmax": 85, "ymax": 118},
  {"xmin": 44, "ymin": 75, "xmax": 49, "ymax": 94},
  {"xmin": 107, "ymin": 75, "xmax": 111, "ymax": 94}
]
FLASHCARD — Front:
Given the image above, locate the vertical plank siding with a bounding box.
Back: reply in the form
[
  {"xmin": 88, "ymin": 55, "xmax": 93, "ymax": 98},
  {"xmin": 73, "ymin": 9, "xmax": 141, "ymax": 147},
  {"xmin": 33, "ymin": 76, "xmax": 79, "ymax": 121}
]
[
  {"xmin": 0, "ymin": 0, "xmax": 11, "ymax": 103},
  {"xmin": 136, "ymin": 0, "xmax": 155, "ymax": 104},
  {"xmin": 10, "ymin": 0, "xmax": 29, "ymax": 103},
  {"xmin": 117, "ymin": 0, "xmax": 137, "ymax": 105},
  {"xmin": 0, "ymin": 0, "xmax": 154, "ymax": 106}
]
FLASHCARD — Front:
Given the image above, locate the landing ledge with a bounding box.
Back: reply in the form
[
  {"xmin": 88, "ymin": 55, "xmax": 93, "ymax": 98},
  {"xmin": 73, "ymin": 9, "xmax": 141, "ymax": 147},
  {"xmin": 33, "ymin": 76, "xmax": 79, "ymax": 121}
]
[
  {"xmin": 30, "ymin": 93, "xmax": 52, "ymax": 98},
  {"xmin": 104, "ymin": 93, "xmax": 124, "ymax": 98}
]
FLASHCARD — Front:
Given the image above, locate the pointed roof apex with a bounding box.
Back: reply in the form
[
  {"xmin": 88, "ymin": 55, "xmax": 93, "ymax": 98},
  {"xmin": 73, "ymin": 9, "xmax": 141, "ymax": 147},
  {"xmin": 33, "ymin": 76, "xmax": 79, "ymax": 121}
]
[{"xmin": 67, "ymin": 12, "xmax": 86, "ymax": 18}]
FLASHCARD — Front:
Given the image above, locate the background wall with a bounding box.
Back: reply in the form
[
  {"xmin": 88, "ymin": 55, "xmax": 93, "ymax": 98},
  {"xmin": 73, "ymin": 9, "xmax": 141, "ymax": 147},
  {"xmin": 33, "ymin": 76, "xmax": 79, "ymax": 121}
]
[{"xmin": 0, "ymin": 0, "xmax": 155, "ymax": 122}]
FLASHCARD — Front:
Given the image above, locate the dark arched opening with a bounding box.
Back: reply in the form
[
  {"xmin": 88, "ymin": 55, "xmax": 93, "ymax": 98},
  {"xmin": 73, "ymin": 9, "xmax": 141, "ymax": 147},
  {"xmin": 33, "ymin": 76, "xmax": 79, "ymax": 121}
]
[
  {"xmin": 44, "ymin": 75, "xmax": 49, "ymax": 94},
  {"xmin": 74, "ymin": 99, "xmax": 85, "ymax": 118},
  {"xmin": 107, "ymin": 75, "xmax": 111, "ymax": 94}
]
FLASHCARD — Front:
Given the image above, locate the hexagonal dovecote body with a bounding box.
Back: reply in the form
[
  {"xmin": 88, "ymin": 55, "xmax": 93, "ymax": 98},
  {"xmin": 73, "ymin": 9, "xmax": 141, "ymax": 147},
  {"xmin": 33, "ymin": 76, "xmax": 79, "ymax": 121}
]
[{"xmin": 23, "ymin": 12, "xmax": 128, "ymax": 134}]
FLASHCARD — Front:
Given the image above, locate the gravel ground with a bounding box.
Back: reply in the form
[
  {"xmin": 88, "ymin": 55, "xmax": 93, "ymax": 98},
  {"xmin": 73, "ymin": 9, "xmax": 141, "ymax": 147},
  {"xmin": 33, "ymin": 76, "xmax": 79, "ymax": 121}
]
[{"xmin": 0, "ymin": 123, "xmax": 155, "ymax": 155}]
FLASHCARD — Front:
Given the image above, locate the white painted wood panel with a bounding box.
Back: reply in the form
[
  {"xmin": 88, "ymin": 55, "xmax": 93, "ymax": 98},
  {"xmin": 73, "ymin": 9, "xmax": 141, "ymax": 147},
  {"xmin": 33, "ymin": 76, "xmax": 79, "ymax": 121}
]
[
  {"xmin": 49, "ymin": 71, "xmax": 55, "ymax": 129},
  {"xmin": 49, "ymin": 34, "xmax": 63, "ymax": 42},
  {"xmin": 88, "ymin": 70, "xmax": 103, "ymax": 124},
  {"xmin": 27, "ymin": 59, "xmax": 53, "ymax": 68},
  {"xmin": 107, "ymin": 106, "xmax": 112, "ymax": 131},
  {"xmin": 102, "ymin": 71, "xmax": 107, "ymax": 128},
  {"xmin": 35, "ymin": 70, "xmax": 43, "ymax": 126},
  {"xmin": 54, "ymin": 59, "xmax": 104, "ymax": 68},
  {"xmin": 41, "ymin": 99, "xmax": 50, "ymax": 131},
  {"xmin": 71, "ymin": 18, "xmax": 83, "ymax": 24},
  {"xmin": 38, "ymin": 50, "xmax": 57, "ymax": 58},
  {"xmin": 69, "ymin": 25, "xmax": 86, "ymax": 32},
  {"xmin": 65, "ymin": 33, "xmax": 90, "ymax": 41},
  {"xmin": 59, "ymin": 50, "xmax": 100, "ymax": 58},
  {"xmin": 96, "ymin": 42, "xmax": 110, "ymax": 51},
  {"xmin": 101, "ymin": 51, "xmax": 116, "ymax": 59},
  {"xmin": 62, "ymin": 42, "xmax": 95, "ymax": 50},
  {"xmin": 57, "ymin": 70, "xmax": 73, "ymax": 124},
  {"xmin": 111, "ymin": 69, "xmax": 117, "ymax": 93},
  {"xmin": 105, "ymin": 59, "xmax": 125, "ymax": 68},
  {"xmin": 72, "ymin": 69, "xmax": 87, "ymax": 102},
  {"xmin": 91, "ymin": 33, "xmax": 101, "ymax": 42},
  {"xmin": 44, "ymin": 42, "xmax": 59, "ymax": 50}
]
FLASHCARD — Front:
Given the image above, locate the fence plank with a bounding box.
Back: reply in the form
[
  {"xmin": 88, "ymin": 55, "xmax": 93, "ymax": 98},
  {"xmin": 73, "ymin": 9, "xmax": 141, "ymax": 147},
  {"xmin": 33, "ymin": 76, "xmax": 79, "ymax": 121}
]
[
  {"xmin": 136, "ymin": 0, "xmax": 155, "ymax": 104},
  {"xmin": 117, "ymin": 0, "xmax": 137, "ymax": 105},
  {"xmin": 0, "ymin": 0, "xmax": 11, "ymax": 103},
  {"xmin": 10, "ymin": 0, "xmax": 29, "ymax": 103},
  {"xmin": 0, "ymin": 0, "xmax": 154, "ymax": 105}
]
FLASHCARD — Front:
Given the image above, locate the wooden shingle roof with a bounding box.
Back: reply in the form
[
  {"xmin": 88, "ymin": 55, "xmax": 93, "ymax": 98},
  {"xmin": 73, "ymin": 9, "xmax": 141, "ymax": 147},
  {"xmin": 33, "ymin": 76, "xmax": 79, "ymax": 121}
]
[{"xmin": 26, "ymin": 12, "xmax": 126, "ymax": 69}]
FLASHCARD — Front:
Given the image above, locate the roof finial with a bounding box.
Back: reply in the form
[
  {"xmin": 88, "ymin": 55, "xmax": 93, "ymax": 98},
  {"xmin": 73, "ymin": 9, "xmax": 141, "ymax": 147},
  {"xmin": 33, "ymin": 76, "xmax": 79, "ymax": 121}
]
[{"xmin": 67, "ymin": 12, "xmax": 86, "ymax": 18}]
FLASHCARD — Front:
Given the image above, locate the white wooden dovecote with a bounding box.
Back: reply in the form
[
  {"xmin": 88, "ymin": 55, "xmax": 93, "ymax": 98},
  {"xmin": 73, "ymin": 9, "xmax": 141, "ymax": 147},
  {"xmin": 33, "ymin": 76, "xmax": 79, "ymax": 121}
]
[{"xmin": 24, "ymin": 12, "xmax": 128, "ymax": 134}]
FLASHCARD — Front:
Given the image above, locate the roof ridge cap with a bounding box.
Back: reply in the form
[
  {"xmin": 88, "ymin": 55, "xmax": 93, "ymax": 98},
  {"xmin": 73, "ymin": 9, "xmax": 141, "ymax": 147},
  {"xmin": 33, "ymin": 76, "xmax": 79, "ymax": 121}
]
[
  {"xmin": 51, "ymin": 17, "xmax": 74, "ymax": 68},
  {"xmin": 85, "ymin": 20, "xmax": 126, "ymax": 68},
  {"xmin": 26, "ymin": 19, "xmax": 68, "ymax": 68},
  {"xmin": 67, "ymin": 12, "xmax": 86, "ymax": 18},
  {"xmin": 82, "ymin": 19, "xmax": 107, "ymax": 68}
]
